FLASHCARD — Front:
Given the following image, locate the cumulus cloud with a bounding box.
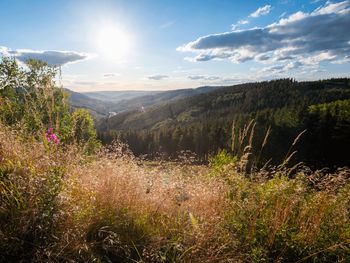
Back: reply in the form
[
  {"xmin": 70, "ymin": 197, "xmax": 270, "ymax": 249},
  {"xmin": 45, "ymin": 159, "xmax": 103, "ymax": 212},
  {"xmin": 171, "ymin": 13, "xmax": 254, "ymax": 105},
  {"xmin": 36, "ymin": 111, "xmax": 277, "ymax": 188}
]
[
  {"xmin": 0, "ymin": 46, "xmax": 91, "ymax": 66},
  {"xmin": 260, "ymin": 61, "xmax": 304, "ymax": 74},
  {"xmin": 177, "ymin": 1, "xmax": 350, "ymax": 70},
  {"xmin": 249, "ymin": 5, "xmax": 272, "ymax": 18},
  {"xmin": 148, "ymin": 74, "xmax": 169, "ymax": 80},
  {"xmin": 231, "ymin": 5, "xmax": 271, "ymax": 31}
]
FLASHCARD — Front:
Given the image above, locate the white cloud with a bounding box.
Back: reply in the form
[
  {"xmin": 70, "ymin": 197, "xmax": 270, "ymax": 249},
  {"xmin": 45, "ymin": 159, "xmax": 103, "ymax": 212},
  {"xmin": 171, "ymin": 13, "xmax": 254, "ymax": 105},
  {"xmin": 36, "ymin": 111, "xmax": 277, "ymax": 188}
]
[
  {"xmin": 177, "ymin": 1, "xmax": 350, "ymax": 74},
  {"xmin": 231, "ymin": 19, "xmax": 250, "ymax": 30},
  {"xmin": 313, "ymin": 0, "xmax": 349, "ymax": 14},
  {"xmin": 147, "ymin": 74, "xmax": 169, "ymax": 80},
  {"xmin": 239, "ymin": 19, "xmax": 249, "ymax": 25},
  {"xmin": 0, "ymin": 46, "xmax": 92, "ymax": 66},
  {"xmin": 249, "ymin": 5, "xmax": 272, "ymax": 18}
]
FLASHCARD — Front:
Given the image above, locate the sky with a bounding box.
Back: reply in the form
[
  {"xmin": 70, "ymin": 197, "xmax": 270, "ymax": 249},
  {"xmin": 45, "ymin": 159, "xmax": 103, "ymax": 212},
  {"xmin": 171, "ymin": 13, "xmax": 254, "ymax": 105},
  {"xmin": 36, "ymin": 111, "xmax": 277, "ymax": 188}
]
[{"xmin": 0, "ymin": 0, "xmax": 349, "ymax": 92}]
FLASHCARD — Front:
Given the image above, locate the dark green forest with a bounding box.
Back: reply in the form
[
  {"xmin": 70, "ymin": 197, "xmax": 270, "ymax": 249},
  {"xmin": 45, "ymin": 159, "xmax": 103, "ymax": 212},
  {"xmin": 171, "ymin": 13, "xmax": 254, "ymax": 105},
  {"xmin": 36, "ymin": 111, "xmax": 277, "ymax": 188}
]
[{"xmin": 98, "ymin": 78, "xmax": 350, "ymax": 168}]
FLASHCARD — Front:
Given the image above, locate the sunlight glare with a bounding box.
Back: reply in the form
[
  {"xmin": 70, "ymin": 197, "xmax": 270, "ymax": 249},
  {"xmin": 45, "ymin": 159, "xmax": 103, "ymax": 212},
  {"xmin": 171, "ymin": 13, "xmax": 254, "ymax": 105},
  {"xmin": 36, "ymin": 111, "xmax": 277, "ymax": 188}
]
[{"xmin": 96, "ymin": 24, "xmax": 129, "ymax": 60}]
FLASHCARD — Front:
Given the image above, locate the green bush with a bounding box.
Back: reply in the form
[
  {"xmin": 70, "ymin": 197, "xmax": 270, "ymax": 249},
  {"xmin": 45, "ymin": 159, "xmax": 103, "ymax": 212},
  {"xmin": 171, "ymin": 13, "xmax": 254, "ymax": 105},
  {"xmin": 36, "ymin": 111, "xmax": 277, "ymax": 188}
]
[{"xmin": 209, "ymin": 149, "xmax": 238, "ymax": 177}]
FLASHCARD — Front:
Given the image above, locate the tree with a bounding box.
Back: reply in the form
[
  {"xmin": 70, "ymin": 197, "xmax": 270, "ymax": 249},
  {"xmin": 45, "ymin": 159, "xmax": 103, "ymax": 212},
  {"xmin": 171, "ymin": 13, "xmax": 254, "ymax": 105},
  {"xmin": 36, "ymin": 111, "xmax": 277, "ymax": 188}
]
[
  {"xmin": 0, "ymin": 56, "xmax": 100, "ymax": 153},
  {"xmin": 71, "ymin": 109, "xmax": 101, "ymax": 153}
]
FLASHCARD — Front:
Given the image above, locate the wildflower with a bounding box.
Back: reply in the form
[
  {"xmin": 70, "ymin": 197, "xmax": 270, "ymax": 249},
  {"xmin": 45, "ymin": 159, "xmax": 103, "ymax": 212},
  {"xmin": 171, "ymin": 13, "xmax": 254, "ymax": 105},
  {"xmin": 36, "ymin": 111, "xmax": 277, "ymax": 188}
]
[{"xmin": 46, "ymin": 127, "xmax": 60, "ymax": 145}]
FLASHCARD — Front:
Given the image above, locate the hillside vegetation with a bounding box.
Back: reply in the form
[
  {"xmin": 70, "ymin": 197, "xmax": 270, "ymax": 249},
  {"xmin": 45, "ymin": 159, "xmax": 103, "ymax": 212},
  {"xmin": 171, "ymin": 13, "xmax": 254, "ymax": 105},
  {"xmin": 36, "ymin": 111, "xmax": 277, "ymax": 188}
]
[
  {"xmin": 0, "ymin": 57, "xmax": 350, "ymax": 262},
  {"xmin": 98, "ymin": 78, "xmax": 350, "ymax": 168}
]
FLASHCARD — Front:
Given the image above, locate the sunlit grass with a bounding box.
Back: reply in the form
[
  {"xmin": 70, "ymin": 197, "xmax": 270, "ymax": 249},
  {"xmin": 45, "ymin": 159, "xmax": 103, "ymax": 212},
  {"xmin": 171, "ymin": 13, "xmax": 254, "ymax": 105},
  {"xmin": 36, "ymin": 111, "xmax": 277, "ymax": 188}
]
[{"xmin": 1, "ymin": 122, "xmax": 349, "ymax": 262}]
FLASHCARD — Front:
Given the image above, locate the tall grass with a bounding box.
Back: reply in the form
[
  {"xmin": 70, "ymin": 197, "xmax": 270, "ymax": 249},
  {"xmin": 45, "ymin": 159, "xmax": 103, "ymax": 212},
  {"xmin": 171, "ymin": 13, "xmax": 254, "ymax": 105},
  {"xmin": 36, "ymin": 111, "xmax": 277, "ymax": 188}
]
[{"xmin": 1, "ymin": 117, "xmax": 349, "ymax": 262}]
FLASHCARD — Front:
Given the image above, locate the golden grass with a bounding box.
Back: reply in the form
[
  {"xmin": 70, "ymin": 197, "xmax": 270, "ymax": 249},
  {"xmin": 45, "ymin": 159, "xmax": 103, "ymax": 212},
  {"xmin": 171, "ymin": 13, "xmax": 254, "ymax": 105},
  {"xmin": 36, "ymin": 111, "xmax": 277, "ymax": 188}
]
[{"xmin": 1, "ymin": 123, "xmax": 349, "ymax": 262}]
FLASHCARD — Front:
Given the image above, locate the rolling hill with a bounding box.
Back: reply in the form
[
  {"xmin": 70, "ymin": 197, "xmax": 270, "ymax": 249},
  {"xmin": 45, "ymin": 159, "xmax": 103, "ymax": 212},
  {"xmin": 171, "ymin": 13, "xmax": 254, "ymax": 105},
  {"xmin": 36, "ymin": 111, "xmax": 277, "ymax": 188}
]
[
  {"xmin": 97, "ymin": 78, "xmax": 350, "ymax": 167},
  {"xmin": 82, "ymin": 90, "xmax": 161, "ymax": 102},
  {"xmin": 67, "ymin": 86, "xmax": 222, "ymax": 118},
  {"xmin": 65, "ymin": 89, "xmax": 114, "ymax": 119},
  {"xmin": 100, "ymin": 79, "xmax": 350, "ymax": 131}
]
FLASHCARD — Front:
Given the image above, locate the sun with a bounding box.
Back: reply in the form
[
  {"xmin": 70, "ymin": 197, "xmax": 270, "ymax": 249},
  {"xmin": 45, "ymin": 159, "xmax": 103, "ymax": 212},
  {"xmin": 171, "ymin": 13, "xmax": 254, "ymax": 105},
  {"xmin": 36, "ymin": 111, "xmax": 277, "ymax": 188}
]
[{"xmin": 96, "ymin": 24, "xmax": 129, "ymax": 60}]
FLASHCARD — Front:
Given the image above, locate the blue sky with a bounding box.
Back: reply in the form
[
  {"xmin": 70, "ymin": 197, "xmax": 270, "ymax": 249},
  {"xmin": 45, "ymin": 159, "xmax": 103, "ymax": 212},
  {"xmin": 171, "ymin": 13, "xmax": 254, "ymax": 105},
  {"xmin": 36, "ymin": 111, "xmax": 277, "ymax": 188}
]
[{"xmin": 0, "ymin": 0, "xmax": 349, "ymax": 91}]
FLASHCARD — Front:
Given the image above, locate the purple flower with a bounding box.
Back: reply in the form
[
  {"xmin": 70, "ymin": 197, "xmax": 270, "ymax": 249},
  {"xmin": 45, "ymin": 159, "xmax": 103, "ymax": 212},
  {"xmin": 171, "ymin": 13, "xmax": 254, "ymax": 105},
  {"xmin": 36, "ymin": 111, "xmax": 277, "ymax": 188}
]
[{"xmin": 46, "ymin": 128, "xmax": 59, "ymax": 145}]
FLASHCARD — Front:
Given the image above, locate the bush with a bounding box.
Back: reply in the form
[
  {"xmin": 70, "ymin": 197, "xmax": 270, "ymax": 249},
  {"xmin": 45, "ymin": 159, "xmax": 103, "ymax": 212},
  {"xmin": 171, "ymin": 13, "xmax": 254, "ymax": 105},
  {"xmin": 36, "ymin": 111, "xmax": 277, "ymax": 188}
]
[{"xmin": 208, "ymin": 149, "xmax": 237, "ymax": 177}]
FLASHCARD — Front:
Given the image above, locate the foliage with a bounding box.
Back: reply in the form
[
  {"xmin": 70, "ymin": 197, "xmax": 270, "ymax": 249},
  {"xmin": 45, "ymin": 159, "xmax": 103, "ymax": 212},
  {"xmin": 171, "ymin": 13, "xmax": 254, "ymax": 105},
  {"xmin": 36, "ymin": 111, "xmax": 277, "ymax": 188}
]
[
  {"xmin": 301, "ymin": 99, "xmax": 350, "ymax": 166},
  {"xmin": 0, "ymin": 56, "xmax": 100, "ymax": 153},
  {"xmin": 209, "ymin": 149, "xmax": 237, "ymax": 177},
  {"xmin": 70, "ymin": 108, "xmax": 101, "ymax": 154}
]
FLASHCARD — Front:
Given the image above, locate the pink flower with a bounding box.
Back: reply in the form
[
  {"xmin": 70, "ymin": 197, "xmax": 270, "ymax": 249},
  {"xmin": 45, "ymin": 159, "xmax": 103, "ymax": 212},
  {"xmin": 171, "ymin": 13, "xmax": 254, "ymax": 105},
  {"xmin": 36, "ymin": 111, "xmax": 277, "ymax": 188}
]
[{"xmin": 46, "ymin": 128, "xmax": 60, "ymax": 145}]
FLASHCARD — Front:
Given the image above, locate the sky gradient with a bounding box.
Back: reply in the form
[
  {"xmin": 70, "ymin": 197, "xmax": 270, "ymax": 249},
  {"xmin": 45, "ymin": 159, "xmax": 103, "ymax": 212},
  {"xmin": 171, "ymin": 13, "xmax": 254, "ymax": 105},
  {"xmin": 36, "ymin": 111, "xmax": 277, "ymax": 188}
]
[{"xmin": 0, "ymin": 0, "xmax": 349, "ymax": 91}]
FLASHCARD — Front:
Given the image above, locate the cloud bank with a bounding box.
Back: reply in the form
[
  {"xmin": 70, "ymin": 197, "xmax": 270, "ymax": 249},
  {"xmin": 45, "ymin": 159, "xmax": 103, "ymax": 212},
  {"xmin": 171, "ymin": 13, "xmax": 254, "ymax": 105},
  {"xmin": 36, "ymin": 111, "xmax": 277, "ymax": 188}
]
[
  {"xmin": 0, "ymin": 46, "xmax": 91, "ymax": 66},
  {"xmin": 178, "ymin": 1, "xmax": 350, "ymax": 73}
]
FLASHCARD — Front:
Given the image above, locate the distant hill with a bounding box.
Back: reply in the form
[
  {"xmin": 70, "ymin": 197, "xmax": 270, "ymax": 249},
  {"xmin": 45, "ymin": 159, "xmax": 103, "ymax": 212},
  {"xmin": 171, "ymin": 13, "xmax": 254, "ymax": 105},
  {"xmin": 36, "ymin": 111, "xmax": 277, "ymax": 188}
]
[
  {"xmin": 109, "ymin": 86, "xmax": 222, "ymax": 113},
  {"xmin": 67, "ymin": 86, "xmax": 222, "ymax": 118},
  {"xmin": 65, "ymin": 89, "xmax": 114, "ymax": 119},
  {"xmin": 82, "ymin": 90, "xmax": 161, "ymax": 102},
  {"xmin": 101, "ymin": 79, "xmax": 350, "ymax": 131},
  {"xmin": 97, "ymin": 78, "xmax": 350, "ymax": 167}
]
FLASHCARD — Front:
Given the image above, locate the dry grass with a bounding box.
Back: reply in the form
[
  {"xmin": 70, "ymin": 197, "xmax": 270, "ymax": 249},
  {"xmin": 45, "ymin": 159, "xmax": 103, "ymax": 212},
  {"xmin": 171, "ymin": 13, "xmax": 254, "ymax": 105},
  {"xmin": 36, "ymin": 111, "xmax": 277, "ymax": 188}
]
[
  {"xmin": 1, "ymin": 123, "xmax": 349, "ymax": 262},
  {"xmin": 63, "ymin": 143, "xmax": 232, "ymax": 262}
]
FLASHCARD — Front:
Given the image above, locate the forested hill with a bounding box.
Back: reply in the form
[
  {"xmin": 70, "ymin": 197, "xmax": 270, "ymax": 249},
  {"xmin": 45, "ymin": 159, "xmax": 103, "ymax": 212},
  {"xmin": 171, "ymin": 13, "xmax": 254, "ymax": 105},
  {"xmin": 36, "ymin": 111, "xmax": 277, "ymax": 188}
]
[
  {"xmin": 98, "ymin": 78, "xmax": 350, "ymax": 168},
  {"xmin": 104, "ymin": 85, "xmax": 222, "ymax": 113},
  {"xmin": 67, "ymin": 86, "xmax": 222, "ymax": 118},
  {"xmin": 66, "ymin": 89, "xmax": 115, "ymax": 119}
]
